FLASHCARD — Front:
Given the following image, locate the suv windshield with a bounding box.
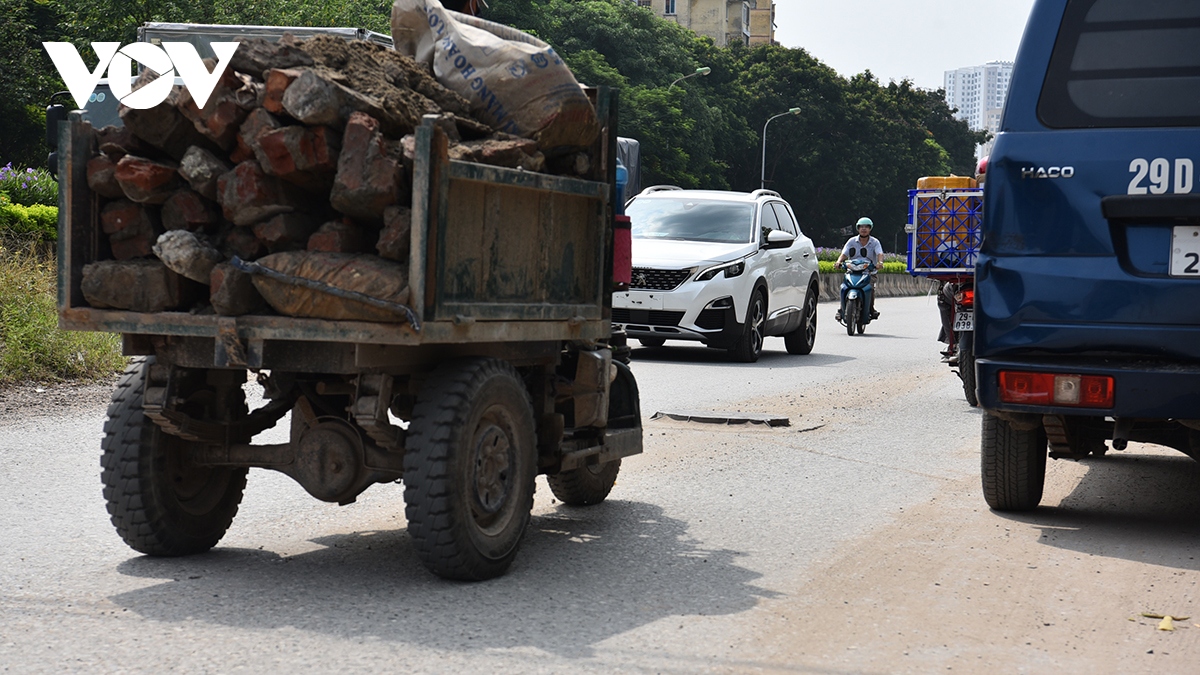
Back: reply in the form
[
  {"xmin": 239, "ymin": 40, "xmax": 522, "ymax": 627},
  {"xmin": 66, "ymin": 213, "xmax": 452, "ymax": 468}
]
[
  {"xmin": 1038, "ymin": 0, "xmax": 1200, "ymax": 128},
  {"xmin": 627, "ymin": 199, "xmax": 755, "ymax": 243}
]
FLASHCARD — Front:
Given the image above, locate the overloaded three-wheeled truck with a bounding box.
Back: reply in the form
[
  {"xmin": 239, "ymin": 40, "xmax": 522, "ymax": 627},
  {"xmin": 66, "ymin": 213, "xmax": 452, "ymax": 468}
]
[{"xmin": 54, "ymin": 74, "xmax": 641, "ymax": 580}]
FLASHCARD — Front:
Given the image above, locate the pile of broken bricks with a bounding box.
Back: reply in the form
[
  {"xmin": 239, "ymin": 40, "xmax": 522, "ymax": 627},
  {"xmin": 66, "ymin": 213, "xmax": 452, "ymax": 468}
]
[{"xmin": 79, "ymin": 34, "xmax": 597, "ymax": 321}]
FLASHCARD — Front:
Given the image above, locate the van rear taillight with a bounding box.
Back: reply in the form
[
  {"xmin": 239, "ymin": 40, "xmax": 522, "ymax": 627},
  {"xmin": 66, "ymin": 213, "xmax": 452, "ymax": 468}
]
[{"xmin": 998, "ymin": 371, "xmax": 1114, "ymax": 408}]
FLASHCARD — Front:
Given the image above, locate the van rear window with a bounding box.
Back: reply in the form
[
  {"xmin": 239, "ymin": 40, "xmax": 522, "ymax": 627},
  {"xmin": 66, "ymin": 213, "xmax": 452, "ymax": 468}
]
[{"xmin": 1037, "ymin": 0, "xmax": 1200, "ymax": 128}]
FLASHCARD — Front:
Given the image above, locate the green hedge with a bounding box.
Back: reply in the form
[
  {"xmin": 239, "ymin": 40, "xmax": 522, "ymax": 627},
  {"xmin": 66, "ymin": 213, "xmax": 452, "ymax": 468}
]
[
  {"xmin": 0, "ymin": 200, "xmax": 58, "ymax": 242},
  {"xmin": 819, "ymin": 260, "xmax": 908, "ymax": 274}
]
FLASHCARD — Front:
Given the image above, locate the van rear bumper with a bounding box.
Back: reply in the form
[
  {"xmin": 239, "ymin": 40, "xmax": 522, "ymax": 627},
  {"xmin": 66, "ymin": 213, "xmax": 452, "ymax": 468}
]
[{"xmin": 977, "ymin": 355, "xmax": 1200, "ymax": 419}]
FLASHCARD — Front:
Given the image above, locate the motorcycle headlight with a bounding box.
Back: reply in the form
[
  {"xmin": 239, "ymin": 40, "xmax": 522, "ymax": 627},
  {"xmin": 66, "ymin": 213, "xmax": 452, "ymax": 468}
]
[{"xmin": 696, "ymin": 259, "xmax": 747, "ymax": 282}]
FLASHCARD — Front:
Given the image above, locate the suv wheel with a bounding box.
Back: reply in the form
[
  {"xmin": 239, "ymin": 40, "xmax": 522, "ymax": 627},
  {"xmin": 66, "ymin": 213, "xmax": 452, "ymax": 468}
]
[
  {"xmin": 728, "ymin": 291, "xmax": 765, "ymax": 363},
  {"xmin": 981, "ymin": 412, "xmax": 1047, "ymax": 511},
  {"xmin": 784, "ymin": 285, "xmax": 817, "ymax": 355}
]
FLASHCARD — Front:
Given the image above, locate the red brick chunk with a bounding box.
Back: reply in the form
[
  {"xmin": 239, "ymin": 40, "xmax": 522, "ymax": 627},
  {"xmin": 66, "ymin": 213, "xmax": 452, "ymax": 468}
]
[
  {"xmin": 307, "ymin": 219, "xmax": 368, "ymax": 253},
  {"xmin": 330, "ymin": 112, "xmax": 405, "ymax": 220},
  {"xmin": 162, "ymin": 189, "xmax": 221, "ymax": 233},
  {"xmin": 254, "ymin": 125, "xmax": 340, "ymax": 191},
  {"xmin": 216, "ymin": 160, "xmax": 308, "ymax": 226},
  {"xmin": 87, "ymin": 154, "xmax": 125, "ymax": 199},
  {"xmin": 114, "ymin": 155, "xmax": 181, "ymax": 204},
  {"xmin": 210, "ymin": 262, "xmax": 270, "ymax": 316},
  {"xmin": 376, "ymin": 205, "xmax": 411, "ymax": 262}
]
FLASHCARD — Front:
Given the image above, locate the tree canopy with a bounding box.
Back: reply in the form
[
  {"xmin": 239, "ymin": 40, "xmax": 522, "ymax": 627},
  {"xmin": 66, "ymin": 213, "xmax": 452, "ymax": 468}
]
[{"xmin": 0, "ymin": 0, "xmax": 987, "ymax": 248}]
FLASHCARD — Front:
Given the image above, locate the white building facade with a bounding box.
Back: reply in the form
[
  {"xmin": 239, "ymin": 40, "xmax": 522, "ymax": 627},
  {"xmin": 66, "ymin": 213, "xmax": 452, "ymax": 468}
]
[
  {"xmin": 638, "ymin": 0, "xmax": 775, "ymax": 47},
  {"xmin": 943, "ymin": 61, "xmax": 1014, "ymax": 159}
]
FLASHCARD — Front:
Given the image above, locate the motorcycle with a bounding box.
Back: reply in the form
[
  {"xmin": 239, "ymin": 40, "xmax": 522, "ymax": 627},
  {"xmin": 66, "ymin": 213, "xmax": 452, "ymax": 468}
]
[
  {"xmin": 836, "ymin": 258, "xmax": 876, "ymax": 336},
  {"xmin": 939, "ymin": 278, "xmax": 976, "ymax": 405}
]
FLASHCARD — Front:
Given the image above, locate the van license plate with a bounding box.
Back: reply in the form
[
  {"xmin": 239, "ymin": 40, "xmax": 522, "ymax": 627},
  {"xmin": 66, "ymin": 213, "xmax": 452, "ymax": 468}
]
[
  {"xmin": 1170, "ymin": 226, "xmax": 1200, "ymax": 277},
  {"xmin": 954, "ymin": 310, "xmax": 973, "ymax": 332}
]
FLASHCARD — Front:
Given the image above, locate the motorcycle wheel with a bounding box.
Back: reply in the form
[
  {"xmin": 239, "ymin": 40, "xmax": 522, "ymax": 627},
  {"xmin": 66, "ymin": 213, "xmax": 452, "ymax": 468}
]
[
  {"xmin": 844, "ymin": 298, "xmax": 859, "ymax": 336},
  {"xmin": 958, "ymin": 332, "xmax": 978, "ymax": 406}
]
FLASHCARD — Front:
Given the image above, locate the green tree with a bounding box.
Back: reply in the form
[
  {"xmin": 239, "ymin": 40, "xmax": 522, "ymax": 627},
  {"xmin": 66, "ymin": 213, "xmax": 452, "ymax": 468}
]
[
  {"xmin": 484, "ymin": 0, "xmax": 734, "ymax": 189},
  {"xmin": 0, "ymin": 0, "xmax": 67, "ymax": 169},
  {"xmin": 920, "ymin": 89, "xmax": 990, "ymax": 176}
]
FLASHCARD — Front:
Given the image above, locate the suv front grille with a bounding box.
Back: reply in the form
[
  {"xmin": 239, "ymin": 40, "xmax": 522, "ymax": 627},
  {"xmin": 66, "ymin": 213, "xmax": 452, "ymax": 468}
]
[
  {"xmin": 612, "ymin": 308, "xmax": 685, "ymax": 326},
  {"xmin": 630, "ymin": 267, "xmax": 692, "ymax": 291}
]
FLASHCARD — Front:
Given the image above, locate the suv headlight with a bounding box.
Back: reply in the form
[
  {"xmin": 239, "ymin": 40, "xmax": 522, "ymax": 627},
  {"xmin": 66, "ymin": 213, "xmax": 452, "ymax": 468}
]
[{"xmin": 696, "ymin": 259, "xmax": 747, "ymax": 282}]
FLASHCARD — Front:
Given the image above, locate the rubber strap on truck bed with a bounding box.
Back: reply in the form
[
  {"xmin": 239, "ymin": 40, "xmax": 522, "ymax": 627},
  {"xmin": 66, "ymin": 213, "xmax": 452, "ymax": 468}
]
[{"xmin": 229, "ymin": 256, "xmax": 422, "ymax": 332}]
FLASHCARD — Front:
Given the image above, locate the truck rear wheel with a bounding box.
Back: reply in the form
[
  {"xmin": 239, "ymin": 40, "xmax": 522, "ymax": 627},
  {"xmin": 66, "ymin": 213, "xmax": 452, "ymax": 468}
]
[
  {"xmin": 100, "ymin": 357, "xmax": 247, "ymax": 556},
  {"xmin": 981, "ymin": 412, "xmax": 1047, "ymax": 511},
  {"xmin": 403, "ymin": 358, "xmax": 537, "ymax": 580}
]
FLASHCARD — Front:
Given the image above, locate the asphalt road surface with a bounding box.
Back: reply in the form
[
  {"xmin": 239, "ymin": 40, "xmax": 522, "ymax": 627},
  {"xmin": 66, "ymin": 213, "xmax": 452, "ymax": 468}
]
[{"xmin": 3, "ymin": 294, "xmax": 1200, "ymax": 673}]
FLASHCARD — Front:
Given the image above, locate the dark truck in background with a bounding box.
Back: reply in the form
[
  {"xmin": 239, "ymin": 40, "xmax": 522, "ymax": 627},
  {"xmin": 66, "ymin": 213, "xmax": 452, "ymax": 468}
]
[
  {"xmin": 52, "ymin": 23, "xmax": 641, "ymax": 580},
  {"xmin": 976, "ymin": 0, "xmax": 1200, "ymax": 510}
]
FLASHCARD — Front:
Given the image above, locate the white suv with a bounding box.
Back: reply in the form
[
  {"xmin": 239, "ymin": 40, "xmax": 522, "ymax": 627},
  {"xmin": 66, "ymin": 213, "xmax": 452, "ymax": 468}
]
[{"xmin": 614, "ymin": 187, "xmax": 820, "ymax": 362}]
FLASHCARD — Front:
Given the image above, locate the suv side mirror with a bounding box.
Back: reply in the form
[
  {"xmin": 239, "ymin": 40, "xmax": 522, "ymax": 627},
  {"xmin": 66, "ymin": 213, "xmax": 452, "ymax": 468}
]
[{"xmin": 764, "ymin": 229, "xmax": 795, "ymax": 249}]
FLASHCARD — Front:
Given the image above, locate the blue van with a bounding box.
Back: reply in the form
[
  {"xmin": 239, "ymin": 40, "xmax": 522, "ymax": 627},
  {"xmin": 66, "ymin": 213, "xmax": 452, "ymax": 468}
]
[{"xmin": 976, "ymin": 0, "xmax": 1200, "ymax": 510}]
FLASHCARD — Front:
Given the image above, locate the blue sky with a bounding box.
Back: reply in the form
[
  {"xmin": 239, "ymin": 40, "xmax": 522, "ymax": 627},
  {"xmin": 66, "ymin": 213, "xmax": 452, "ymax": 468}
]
[{"xmin": 772, "ymin": 0, "xmax": 1037, "ymax": 90}]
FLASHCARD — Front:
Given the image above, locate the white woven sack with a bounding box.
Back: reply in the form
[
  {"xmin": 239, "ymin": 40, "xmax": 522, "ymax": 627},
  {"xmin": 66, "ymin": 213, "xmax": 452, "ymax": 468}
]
[{"xmin": 392, "ymin": 0, "xmax": 599, "ymax": 150}]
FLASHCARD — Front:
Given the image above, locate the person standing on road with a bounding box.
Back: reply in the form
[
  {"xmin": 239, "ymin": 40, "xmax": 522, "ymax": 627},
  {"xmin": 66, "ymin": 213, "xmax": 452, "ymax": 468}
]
[{"xmin": 835, "ymin": 217, "xmax": 885, "ymax": 321}]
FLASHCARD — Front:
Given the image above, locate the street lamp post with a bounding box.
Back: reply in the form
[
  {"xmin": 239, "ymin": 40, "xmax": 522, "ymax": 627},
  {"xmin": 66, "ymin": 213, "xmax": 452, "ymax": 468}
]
[
  {"xmin": 668, "ymin": 66, "xmax": 711, "ymax": 89},
  {"xmin": 760, "ymin": 107, "xmax": 801, "ymax": 189}
]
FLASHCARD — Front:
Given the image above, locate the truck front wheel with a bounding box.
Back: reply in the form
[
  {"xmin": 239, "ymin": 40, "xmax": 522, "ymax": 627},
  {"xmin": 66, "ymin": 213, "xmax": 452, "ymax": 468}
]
[
  {"xmin": 547, "ymin": 360, "xmax": 640, "ymax": 506},
  {"xmin": 404, "ymin": 358, "xmax": 537, "ymax": 580},
  {"xmin": 981, "ymin": 412, "xmax": 1047, "ymax": 511},
  {"xmin": 100, "ymin": 357, "xmax": 247, "ymax": 556},
  {"xmin": 547, "ymin": 460, "xmax": 621, "ymax": 506}
]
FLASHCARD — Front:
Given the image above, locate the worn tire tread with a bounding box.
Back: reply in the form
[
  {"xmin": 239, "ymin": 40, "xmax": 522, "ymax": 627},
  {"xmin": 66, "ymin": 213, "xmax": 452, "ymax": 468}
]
[
  {"xmin": 100, "ymin": 357, "xmax": 246, "ymax": 556},
  {"xmin": 547, "ymin": 460, "xmax": 621, "ymax": 506},
  {"xmin": 981, "ymin": 413, "xmax": 1047, "ymax": 511},
  {"xmin": 784, "ymin": 284, "xmax": 818, "ymax": 355},
  {"xmin": 403, "ymin": 358, "xmax": 536, "ymax": 581},
  {"xmin": 728, "ymin": 291, "xmax": 765, "ymax": 363}
]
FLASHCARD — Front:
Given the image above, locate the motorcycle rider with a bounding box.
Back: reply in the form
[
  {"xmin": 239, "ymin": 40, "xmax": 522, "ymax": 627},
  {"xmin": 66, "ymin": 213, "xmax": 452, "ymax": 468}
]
[{"xmin": 835, "ymin": 217, "xmax": 885, "ymax": 321}]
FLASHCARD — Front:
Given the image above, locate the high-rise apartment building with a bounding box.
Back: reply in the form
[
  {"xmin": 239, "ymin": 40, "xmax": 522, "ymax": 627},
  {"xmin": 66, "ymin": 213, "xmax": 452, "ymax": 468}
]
[
  {"xmin": 944, "ymin": 61, "xmax": 1014, "ymax": 158},
  {"xmin": 639, "ymin": 0, "xmax": 775, "ymax": 47}
]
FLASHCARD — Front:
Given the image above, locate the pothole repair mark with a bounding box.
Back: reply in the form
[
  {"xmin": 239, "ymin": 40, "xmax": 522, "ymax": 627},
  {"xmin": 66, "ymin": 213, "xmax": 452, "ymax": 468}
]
[{"xmin": 651, "ymin": 410, "xmax": 791, "ymax": 427}]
